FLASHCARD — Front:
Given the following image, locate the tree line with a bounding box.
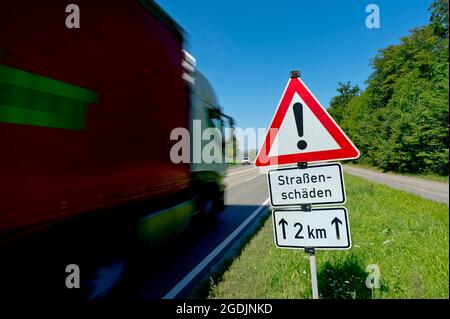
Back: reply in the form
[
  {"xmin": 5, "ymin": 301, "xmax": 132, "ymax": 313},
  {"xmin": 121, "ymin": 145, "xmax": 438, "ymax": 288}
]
[{"xmin": 328, "ymin": 0, "xmax": 449, "ymax": 175}]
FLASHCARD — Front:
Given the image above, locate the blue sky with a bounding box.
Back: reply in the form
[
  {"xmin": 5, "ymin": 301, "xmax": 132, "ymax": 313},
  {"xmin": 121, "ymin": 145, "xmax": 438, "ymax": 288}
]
[{"xmin": 157, "ymin": 0, "xmax": 432, "ymax": 149}]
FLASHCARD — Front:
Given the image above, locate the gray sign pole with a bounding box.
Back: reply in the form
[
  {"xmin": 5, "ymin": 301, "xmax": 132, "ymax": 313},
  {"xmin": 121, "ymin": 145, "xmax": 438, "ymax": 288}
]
[
  {"xmin": 305, "ymin": 247, "xmax": 319, "ymax": 299},
  {"xmin": 291, "ymin": 70, "xmax": 320, "ymax": 299},
  {"xmin": 297, "ymin": 161, "xmax": 319, "ymax": 299}
]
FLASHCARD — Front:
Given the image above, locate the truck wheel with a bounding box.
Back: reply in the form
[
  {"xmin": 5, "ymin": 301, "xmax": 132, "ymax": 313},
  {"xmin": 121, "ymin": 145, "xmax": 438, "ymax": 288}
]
[
  {"xmin": 57, "ymin": 220, "xmax": 129, "ymax": 299},
  {"xmin": 81, "ymin": 257, "xmax": 126, "ymax": 299},
  {"xmin": 214, "ymin": 190, "xmax": 225, "ymax": 212},
  {"xmin": 199, "ymin": 185, "xmax": 224, "ymax": 216}
]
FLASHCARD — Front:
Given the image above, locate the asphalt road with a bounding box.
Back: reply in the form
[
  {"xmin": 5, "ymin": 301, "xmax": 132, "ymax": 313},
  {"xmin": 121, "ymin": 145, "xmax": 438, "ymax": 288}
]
[
  {"xmin": 343, "ymin": 165, "xmax": 449, "ymax": 205},
  {"xmin": 111, "ymin": 164, "xmax": 269, "ymax": 299}
]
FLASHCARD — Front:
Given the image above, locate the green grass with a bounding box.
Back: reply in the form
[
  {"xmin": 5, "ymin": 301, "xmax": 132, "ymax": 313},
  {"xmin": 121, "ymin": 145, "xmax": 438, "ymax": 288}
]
[
  {"xmin": 207, "ymin": 174, "xmax": 449, "ymax": 299},
  {"xmin": 347, "ymin": 163, "xmax": 449, "ymax": 183}
]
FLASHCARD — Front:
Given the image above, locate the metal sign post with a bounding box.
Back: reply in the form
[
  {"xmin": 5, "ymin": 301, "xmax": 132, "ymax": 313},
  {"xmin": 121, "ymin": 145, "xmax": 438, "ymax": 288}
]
[
  {"xmin": 299, "ymin": 162, "xmax": 319, "ymax": 300},
  {"xmin": 305, "ymin": 247, "xmax": 319, "ymax": 299}
]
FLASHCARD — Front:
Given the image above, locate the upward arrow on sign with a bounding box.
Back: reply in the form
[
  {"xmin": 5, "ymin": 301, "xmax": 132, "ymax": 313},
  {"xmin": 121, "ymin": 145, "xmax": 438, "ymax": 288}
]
[
  {"xmin": 278, "ymin": 218, "xmax": 288, "ymax": 239},
  {"xmin": 331, "ymin": 217, "xmax": 343, "ymax": 240},
  {"xmin": 255, "ymin": 75, "xmax": 360, "ymax": 166}
]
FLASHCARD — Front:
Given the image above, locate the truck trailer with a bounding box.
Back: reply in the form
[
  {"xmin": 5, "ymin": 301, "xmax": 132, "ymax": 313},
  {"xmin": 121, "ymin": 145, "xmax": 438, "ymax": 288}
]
[{"xmin": 0, "ymin": 0, "xmax": 234, "ymax": 298}]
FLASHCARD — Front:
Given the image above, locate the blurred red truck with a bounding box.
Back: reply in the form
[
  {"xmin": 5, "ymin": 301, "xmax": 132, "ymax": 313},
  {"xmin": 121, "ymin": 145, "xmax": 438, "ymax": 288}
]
[{"xmin": 0, "ymin": 0, "xmax": 233, "ymax": 298}]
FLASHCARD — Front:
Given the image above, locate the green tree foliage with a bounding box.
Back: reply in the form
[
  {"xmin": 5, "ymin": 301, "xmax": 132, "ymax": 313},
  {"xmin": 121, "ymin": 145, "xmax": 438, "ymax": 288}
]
[
  {"xmin": 430, "ymin": 0, "xmax": 449, "ymax": 39},
  {"xmin": 225, "ymin": 135, "xmax": 239, "ymax": 163},
  {"xmin": 328, "ymin": 0, "xmax": 449, "ymax": 175},
  {"xmin": 327, "ymin": 82, "xmax": 361, "ymax": 123}
]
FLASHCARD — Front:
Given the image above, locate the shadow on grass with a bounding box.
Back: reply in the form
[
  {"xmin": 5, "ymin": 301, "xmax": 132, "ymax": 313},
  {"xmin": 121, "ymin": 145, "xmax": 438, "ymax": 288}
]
[{"xmin": 317, "ymin": 254, "xmax": 388, "ymax": 299}]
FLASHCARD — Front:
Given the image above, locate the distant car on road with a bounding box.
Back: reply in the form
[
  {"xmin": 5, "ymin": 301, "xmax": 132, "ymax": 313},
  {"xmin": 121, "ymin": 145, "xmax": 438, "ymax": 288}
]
[{"xmin": 242, "ymin": 157, "xmax": 251, "ymax": 165}]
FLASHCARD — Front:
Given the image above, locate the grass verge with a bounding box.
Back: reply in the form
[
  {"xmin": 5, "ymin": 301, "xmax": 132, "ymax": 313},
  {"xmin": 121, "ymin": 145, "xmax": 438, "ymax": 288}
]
[{"xmin": 206, "ymin": 173, "xmax": 449, "ymax": 299}]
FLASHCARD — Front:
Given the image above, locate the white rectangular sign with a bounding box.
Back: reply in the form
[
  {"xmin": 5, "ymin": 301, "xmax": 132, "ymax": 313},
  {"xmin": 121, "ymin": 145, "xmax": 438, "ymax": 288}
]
[
  {"xmin": 272, "ymin": 208, "xmax": 351, "ymax": 250},
  {"xmin": 267, "ymin": 163, "xmax": 345, "ymax": 207}
]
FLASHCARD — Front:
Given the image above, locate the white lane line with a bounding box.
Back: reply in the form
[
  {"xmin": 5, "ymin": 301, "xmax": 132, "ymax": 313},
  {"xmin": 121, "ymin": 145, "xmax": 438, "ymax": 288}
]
[
  {"xmin": 162, "ymin": 198, "xmax": 270, "ymax": 299},
  {"xmin": 227, "ymin": 167, "xmax": 258, "ymax": 176},
  {"xmin": 244, "ymin": 175, "xmax": 260, "ymax": 183}
]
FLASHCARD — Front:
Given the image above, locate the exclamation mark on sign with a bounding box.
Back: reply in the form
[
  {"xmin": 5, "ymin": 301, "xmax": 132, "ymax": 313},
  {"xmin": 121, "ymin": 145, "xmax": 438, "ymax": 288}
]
[{"xmin": 293, "ymin": 102, "xmax": 307, "ymax": 150}]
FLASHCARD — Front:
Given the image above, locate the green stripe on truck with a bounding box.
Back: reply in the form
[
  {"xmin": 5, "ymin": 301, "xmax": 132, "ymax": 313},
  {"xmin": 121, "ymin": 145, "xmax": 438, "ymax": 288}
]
[
  {"xmin": 0, "ymin": 65, "xmax": 98, "ymax": 102},
  {"xmin": 0, "ymin": 65, "xmax": 97, "ymax": 130}
]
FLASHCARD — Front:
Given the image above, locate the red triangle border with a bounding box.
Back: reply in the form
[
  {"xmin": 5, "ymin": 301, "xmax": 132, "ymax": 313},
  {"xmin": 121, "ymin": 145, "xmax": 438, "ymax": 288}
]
[{"xmin": 255, "ymin": 77, "xmax": 360, "ymax": 167}]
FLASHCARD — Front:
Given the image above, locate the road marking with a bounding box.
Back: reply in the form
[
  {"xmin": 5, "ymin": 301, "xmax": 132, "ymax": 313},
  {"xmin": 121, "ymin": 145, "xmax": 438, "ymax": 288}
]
[
  {"xmin": 227, "ymin": 167, "xmax": 258, "ymax": 176},
  {"xmin": 244, "ymin": 175, "xmax": 260, "ymax": 183},
  {"xmin": 162, "ymin": 198, "xmax": 270, "ymax": 299}
]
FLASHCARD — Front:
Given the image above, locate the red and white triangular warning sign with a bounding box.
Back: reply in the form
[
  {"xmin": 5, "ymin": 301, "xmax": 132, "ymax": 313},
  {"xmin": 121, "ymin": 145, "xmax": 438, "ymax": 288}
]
[{"xmin": 255, "ymin": 75, "xmax": 360, "ymax": 166}]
